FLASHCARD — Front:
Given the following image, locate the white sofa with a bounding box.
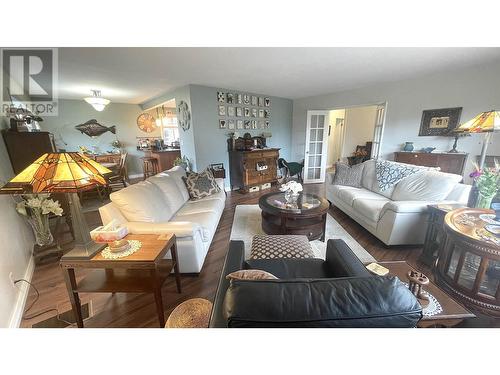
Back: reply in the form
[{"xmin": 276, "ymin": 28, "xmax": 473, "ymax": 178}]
[
  {"xmin": 99, "ymin": 166, "xmax": 225, "ymax": 273},
  {"xmin": 326, "ymin": 160, "xmax": 471, "ymax": 246}
]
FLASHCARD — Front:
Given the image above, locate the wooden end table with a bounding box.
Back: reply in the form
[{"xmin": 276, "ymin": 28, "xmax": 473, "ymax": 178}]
[
  {"xmin": 379, "ymin": 261, "xmax": 475, "ymax": 327},
  {"xmin": 60, "ymin": 234, "xmax": 181, "ymax": 328}
]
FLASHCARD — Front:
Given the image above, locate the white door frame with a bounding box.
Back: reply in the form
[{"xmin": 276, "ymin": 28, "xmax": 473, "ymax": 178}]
[{"xmin": 304, "ymin": 110, "xmax": 330, "ymax": 183}]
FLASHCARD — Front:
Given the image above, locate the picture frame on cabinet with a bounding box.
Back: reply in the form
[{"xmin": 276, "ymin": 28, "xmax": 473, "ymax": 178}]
[
  {"xmin": 228, "ymin": 119, "xmax": 235, "ymax": 130},
  {"xmin": 227, "ymin": 106, "xmax": 235, "ymax": 117},
  {"xmin": 218, "ymin": 92, "xmax": 226, "ymax": 103},
  {"xmin": 219, "ymin": 119, "xmax": 227, "ymax": 129},
  {"xmin": 237, "ymin": 120, "xmax": 244, "ymax": 129},
  {"xmin": 218, "ymin": 105, "xmax": 226, "ymax": 116},
  {"xmin": 236, "ymin": 107, "xmax": 243, "ymax": 117}
]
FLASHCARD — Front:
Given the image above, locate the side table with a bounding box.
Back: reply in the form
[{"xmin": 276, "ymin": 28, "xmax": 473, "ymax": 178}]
[
  {"xmin": 419, "ymin": 203, "xmax": 466, "ymax": 267},
  {"xmin": 60, "ymin": 233, "xmax": 181, "ymax": 328}
]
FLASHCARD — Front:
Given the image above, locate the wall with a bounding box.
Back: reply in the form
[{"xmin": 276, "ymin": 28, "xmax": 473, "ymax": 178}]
[
  {"xmin": 0, "ymin": 120, "xmax": 35, "ymax": 327},
  {"xmin": 41, "ymin": 99, "xmax": 148, "ymax": 177},
  {"xmin": 342, "ymin": 105, "xmax": 377, "ymax": 158},
  {"xmin": 327, "ymin": 109, "xmax": 345, "ymax": 166},
  {"xmin": 141, "ymin": 85, "xmax": 197, "ymax": 170},
  {"xmin": 188, "ymin": 85, "xmax": 293, "ymax": 187},
  {"xmin": 292, "ymin": 60, "xmax": 500, "ymax": 180}
]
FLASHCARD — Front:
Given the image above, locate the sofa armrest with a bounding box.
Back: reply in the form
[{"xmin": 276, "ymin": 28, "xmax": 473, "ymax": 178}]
[
  {"xmin": 381, "ymin": 200, "xmax": 459, "ymax": 216},
  {"xmin": 209, "ymin": 241, "xmax": 246, "ymax": 328},
  {"xmin": 215, "ymin": 178, "xmax": 225, "ymax": 191},
  {"xmin": 326, "ymin": 171, "xmax": 335, "ymax": 184},
  {"xmin": 125, "ymin": 221, "xmax": 204, "ymax": 239},
  {"xmin": 326, "ymin": 239, "xmax": 372, "ymax": 277}
]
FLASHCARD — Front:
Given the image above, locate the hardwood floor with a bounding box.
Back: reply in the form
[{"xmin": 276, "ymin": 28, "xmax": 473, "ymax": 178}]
[{"xmin": 20, "ymin": 183, "xmax": 435, "ymax": 328}]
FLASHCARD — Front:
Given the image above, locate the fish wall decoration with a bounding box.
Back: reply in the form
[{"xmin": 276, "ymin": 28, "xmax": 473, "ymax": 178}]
[{"xmin": 75, "ymin": 119, "xmax": 116, "ymax": 137}]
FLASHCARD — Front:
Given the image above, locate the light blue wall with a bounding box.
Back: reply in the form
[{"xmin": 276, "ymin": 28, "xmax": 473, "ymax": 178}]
[
  {"xmin": 141, "ymin": 85, "xmax": 197, "ymax": 170},
  {"xmin": 41, "ymin": 99, "xmax": 150, "ymax": 176},
  {"xmin": 189, "ymin": 85, "xmax": 293, "ymax": 187}
]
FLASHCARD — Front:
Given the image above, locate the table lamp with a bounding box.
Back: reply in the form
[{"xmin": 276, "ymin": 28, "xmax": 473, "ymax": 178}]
[
  {"xmin": 454, "ymin": 110, "xmax": 500, "ymax": 169},
  {"xmin": 0, "ymin": 152, "xmax": 111, "ymax": 259}
]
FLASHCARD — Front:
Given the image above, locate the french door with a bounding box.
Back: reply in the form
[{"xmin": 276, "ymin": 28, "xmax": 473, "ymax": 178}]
[
  {"xmin": 304, "ymin": 110, "xmax": 330, "ymax": 183},
  {"xmin": 371, "ymin": 104, "xmax": 386, "ymax": 160}
]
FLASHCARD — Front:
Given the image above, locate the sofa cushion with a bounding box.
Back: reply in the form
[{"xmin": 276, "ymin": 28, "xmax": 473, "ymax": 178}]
[
  {"xmin": 147, "ymin": 174, "xmax": 185, "ymax": 214},
  {"xmin": 250, "ymin": 235, "xmax": 314, "ymax": 259},
  {"xmin": 352, "ymin": 197, "xmax": 390, "ymax": 222},
  {"xmin": 164, "ymin": 166, "xmax": 190, "ymax": 202},
  {"xmin": 375, "ymin": 160, "xmax": 422, "ymax": 191},
  {"xmin": 391, "ymin": 170, "xmax": 463, "ymax": 201},
  {"xmin": 172, "ymin": 210, "xmax": 219, "ymax": 242},
  {"xmin": 331, "ymin": 162, "xmax": 364, "ymax": 187},
  {"xmin": 176, "ymin": 198, "xmax": 224, "ymax": 216},
  {"xmin": 361, "ymin": 160, "xmax": 395, "ymax": 198},
  {"xmin": 183, "ymin": 169, "xmax": 221, "ymax": 200},
  {"xmin": 110, "ymin": 181, "xmax": 172, "ymax": 223},
  {"xmin": 338, "ymin": 187, "xmax": 389, "ymax": 207}
]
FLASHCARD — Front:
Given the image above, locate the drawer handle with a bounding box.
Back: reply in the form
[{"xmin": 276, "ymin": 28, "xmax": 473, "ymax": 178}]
[{"xmin": 414, "ymin": 155, "xmax": 418, "ymax": 158}]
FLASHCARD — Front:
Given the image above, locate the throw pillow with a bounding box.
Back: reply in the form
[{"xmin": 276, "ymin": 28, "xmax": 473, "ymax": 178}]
[
  {"xmin": 226, "ymin": 269, "xmax": 278, "ymax": 281},
  {"xmin": 182, "ymin": 168, "xmax": 221, "ymax": 200},
  {"xmin": 375, "ymin": 160, "xmax": 421, "ymax": 191},
  {"xmin": 332, "ymin": 162, "xmax": 364, "ymax": 187},
  {"xmin": 250, "ymin": 235, "xmax": 315, "ymax": 259}
]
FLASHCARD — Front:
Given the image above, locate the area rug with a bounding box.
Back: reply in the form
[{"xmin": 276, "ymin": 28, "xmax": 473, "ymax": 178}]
[{"xmin": 230, "ymin": 205, "xmax": 376, "ymax": 264}]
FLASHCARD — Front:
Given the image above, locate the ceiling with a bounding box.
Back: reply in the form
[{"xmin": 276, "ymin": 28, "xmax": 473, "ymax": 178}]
[{"xmin": 57, "ymin": 48, "xmax": 500, "ymax": 104}]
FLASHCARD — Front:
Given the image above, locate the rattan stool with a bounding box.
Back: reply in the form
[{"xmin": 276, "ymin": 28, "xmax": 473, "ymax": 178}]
[{"xmin": 141, "ymin": 157, "xmax": 159, "ymax": 179}]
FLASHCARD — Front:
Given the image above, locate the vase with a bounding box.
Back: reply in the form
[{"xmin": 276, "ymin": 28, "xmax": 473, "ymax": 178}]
[
  {"xmin": 28, "ymin": 214, "xmax": 54, "ymax": 246},
  {"xmin": 403, "ymin": 142, "xmax": 414, "ymax": 152},
  {"xmin": 284, "ymin": 191, "xmax": 299, "ymax": 205},
  {"xmin": 476, "ymin": 192, "xmax": 495, "ymax": 209}
]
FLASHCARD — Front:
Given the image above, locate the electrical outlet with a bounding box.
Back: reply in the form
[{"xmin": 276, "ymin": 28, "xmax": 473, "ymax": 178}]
[{"xmin": 9, "ymin": 272, "xmax": 16, "ymax": 287}]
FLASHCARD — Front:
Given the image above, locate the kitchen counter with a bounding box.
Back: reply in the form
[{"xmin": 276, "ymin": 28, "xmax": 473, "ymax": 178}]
[{"xmin": 142, "ymin": 149, "xmax": 181, "ymax": 171}]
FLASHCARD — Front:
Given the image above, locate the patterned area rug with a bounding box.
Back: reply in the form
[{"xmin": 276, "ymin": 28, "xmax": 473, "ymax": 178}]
[{"xmin": 230, "ymin": 204, "xmax": 376, "ymax": 264}]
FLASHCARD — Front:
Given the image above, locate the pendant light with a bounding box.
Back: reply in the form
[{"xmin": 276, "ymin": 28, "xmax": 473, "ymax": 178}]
[{"xmin": 84, "ymin": 90, "xmax": 110, "ymax": 112}]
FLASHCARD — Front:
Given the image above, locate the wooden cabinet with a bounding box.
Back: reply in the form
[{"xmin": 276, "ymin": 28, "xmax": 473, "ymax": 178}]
[
  {"xmin": 394, "ymin": 152, "xmax": 468, "ymax": 176},
  {"xmin": 229, "ymin": 148, "xmax": 280, "ymax": 192}
]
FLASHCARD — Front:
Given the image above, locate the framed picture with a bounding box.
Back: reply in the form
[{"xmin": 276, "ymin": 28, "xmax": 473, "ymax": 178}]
[
  {"xmin": 258, "ymin": 120, "xmax": 265, "ymax": 129},
  {"xmin": 228, "ymin": 119, "xmax": 235, "ymax": 130},
  {"xmin": 258, "ymin": 97, "xmax": 264, "ymax": 107},
  {"xmin": 258, "ymin": 109, "xmax": 264, "ymax": 118},
  {"xmin": 265, "ymin": 120, "xmax": 270, "ymax": 128},
  {"xmin": 226, "ymin": 93, "xmax": 234, "ymax": 104},
  {"xmin": 251, "ymin": 95, "xmax": 258, "ymax": 106},
  {"xmin": 264, "ymin": 97, "xmax": 271, "ymax": 107},
  {"xmin": 236, "ymin": 107, "xmax": 243, "ymax": 117},
  {"xmin": 219, "ymin": 119, "xmax": 227, "ymax": 129},
  {"xmin": 419, "ymin": 107, "xmax": 462, "ymax": 136},
  {"xmin": 236, "ymin": 94, "xmax": 242, "ymax": 104},
  {"xmin": 264, "ymin": 109, "xmax": 270, "ymax": 118},
  {"xmin": 227, "ymin": 106, "xmax": 235, "ymax": 117},
  {"xmin": 251, "ymin": 108, "xmax": 257, "ymax": 117},
  {"xmin": 251, "ymin": 120, "xmax": 257, "ymax": 129},
  {"xmin": 217, "ymin": 92, "xmax": 225, "ymax": 103},
  {"xmin": 244, "ymin": 107, "xmax": 250, "ymax": 117},
  {"xmin": 236, "ymin": 120, "xmax": 243, "ymax": 129},
  {"xmin": 218, "ymin": 105, "xmax": 226, "ymax": 116},
  {"xmin": 210, "ymin": 163, "xmax": 224, "ymax": 171},
  {"xmin": 243, "ymin": 94, "xmax": 250, "ymax": 105},
  {"xmin": 244, "ymin": 120, "xmax": 250, "ymax": 129}
]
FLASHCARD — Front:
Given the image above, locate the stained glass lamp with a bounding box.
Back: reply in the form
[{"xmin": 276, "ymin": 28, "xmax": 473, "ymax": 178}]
[
  {"xmin": 0, "ymin": 153, "xmax": 112, "ymax": 259},
  {"xmin": 454, "ymin": 110, "xmax": 500, "ymax": 169}
]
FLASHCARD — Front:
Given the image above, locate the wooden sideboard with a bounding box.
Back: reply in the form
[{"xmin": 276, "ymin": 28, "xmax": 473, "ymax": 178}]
[
  {"xmin": 394, "ymin": 152, "xmax": 468, "ymax": 176},
  {"xmin": 229, "ymin": 148, "xmax": 280, "ymax": 192}
]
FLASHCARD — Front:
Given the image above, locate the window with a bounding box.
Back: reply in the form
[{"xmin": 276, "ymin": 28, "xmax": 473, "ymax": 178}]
[{"xmin": 161, "ymin": 117, "xmax": 179, "ymax": 145}]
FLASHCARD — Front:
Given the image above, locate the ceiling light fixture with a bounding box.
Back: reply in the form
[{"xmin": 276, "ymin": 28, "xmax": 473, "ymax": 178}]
[{"xmin": 84, "ymin": 90, "xmax": 111, "ymax": 112}]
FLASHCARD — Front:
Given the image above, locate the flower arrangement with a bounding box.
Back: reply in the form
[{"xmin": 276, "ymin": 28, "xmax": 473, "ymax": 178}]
[
  {"xmin": 469, "ymin": 160, "xmax": 499, "ymax": 209},
  {"xmin": 16, "ymin": 194, "xmax": 63, "ymax": 246},
  {"xmin": 173, "ymin": 155, "xmax": 192, "ymax": 172},
  {"xmin": 280, "ymin": 180, "xmax": 303, "ymax": 195}
]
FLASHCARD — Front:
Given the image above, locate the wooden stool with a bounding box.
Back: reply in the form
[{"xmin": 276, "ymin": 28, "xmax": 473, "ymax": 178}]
[
  {"xmin": 141, "ymin": 157, "xmax": 159, "ymax": 179},
  {"xmin": 165, "ymin": 298, "xmax": 213, "ymax": 328}
]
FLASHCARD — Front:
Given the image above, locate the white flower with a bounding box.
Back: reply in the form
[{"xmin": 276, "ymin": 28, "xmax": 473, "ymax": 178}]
[
  {"xmin": 16, "ymin": 202, "xmax": 27, "ymax": 216},
  {"xmin": 280, "ymin": 181, "xmax": 303, "ymax": 194},
  {"xmin": 26, "ymin": 197, "xmax": 42, "ymax": 208}
]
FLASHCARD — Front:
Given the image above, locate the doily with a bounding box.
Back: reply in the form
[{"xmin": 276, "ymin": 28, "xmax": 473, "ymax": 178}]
[
  {"xmin": 101, "ymin": 240, "xmax": 142, "ymax": 259},
  {"xmin": 403, "ymin": 283, "xmax": 443, "ymax": 317}
]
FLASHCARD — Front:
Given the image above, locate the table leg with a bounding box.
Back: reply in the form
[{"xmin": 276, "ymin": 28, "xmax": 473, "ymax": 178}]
[
  {"xmin": 321, "ymin": 214, "xmax": 327, "ymax": 242},
  {"xmin": 62, "ymin": 267, "xmax": 84, "ymax": 328},
  {"xmin": 170, "ymin": 242, "xmax": 182, "ymax": 293},
  {"xmin": 153, "ymin": 268, "xmax": 165, "ymax": 327}
]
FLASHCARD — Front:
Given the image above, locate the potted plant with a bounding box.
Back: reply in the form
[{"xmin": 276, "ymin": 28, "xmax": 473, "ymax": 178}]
[
  {"xmin": 173, "ymin": 155, "xmax": 193, "ymax": 172},
  {"xmin": 110, "ymin": 139, "xmax": 122, "ymax": 153},
  {"xmin": 469, "ymin": 161, "xmax": 499, "ymax": 209},
  {"xmin": 16, "ymin": 194, "xmax": 63, "ymax": 246}
]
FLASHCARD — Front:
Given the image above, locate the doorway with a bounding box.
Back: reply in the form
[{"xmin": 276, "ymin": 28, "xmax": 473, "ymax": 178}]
[{"xmin": 303, "ymin": 103, "xmax": 386, "ymax": 183}]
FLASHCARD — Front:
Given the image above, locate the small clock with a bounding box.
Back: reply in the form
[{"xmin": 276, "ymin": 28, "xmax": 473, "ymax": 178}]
[{"xmin": 136, "ymin": 113, "xmax": 156, "ymax": 133}]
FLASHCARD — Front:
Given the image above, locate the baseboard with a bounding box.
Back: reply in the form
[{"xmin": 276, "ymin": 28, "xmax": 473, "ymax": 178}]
[{"xmin": 8, "ymin": 255, "xmax": 35, "ymax": 328}]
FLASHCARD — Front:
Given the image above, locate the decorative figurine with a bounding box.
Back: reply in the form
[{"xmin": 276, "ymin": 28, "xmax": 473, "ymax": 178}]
[{"xmin": 407, "ymin": 270, "xmax": 430, "ymax": 307}]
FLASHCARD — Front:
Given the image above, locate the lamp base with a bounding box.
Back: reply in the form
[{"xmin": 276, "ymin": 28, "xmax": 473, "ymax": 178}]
[{"xmin": 62, "ymin": 241, "xmax": 105, "ymax": 260}]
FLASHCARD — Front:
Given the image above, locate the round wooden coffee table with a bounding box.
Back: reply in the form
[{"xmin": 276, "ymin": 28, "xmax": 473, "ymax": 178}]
[{"xmin": 259, "ymin": 192, "xmax": 330, "ymax": 241}]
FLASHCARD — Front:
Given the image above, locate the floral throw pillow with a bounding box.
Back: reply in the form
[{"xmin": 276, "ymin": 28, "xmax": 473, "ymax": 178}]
[
  {"xmin": 182, "ymin": 169, "xmax": 221, "ymax": 200},
  {"xmin": 375, "ymin": 160, "xmax": 421, "ymax": 191}
]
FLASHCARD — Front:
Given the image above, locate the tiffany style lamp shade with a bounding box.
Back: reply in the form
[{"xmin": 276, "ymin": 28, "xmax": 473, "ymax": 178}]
[
  {"xmin": 454, "ymin": 110, "xmax": 500, "ymax": 169},
  {"xmin": 0, "ymin": 152, "xmax": 112, "ymax": 258}
]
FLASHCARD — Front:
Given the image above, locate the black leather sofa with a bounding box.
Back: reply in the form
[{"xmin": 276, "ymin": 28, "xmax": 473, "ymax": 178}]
[{"xmin": 209, "ymin": 239, "xmax": 422, "ymax": 328}]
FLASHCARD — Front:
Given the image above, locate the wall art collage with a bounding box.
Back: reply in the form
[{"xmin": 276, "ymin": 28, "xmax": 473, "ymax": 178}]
[{"xmin": 217, "ymin": 91, "xmax": 271, "ymax": 130}]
